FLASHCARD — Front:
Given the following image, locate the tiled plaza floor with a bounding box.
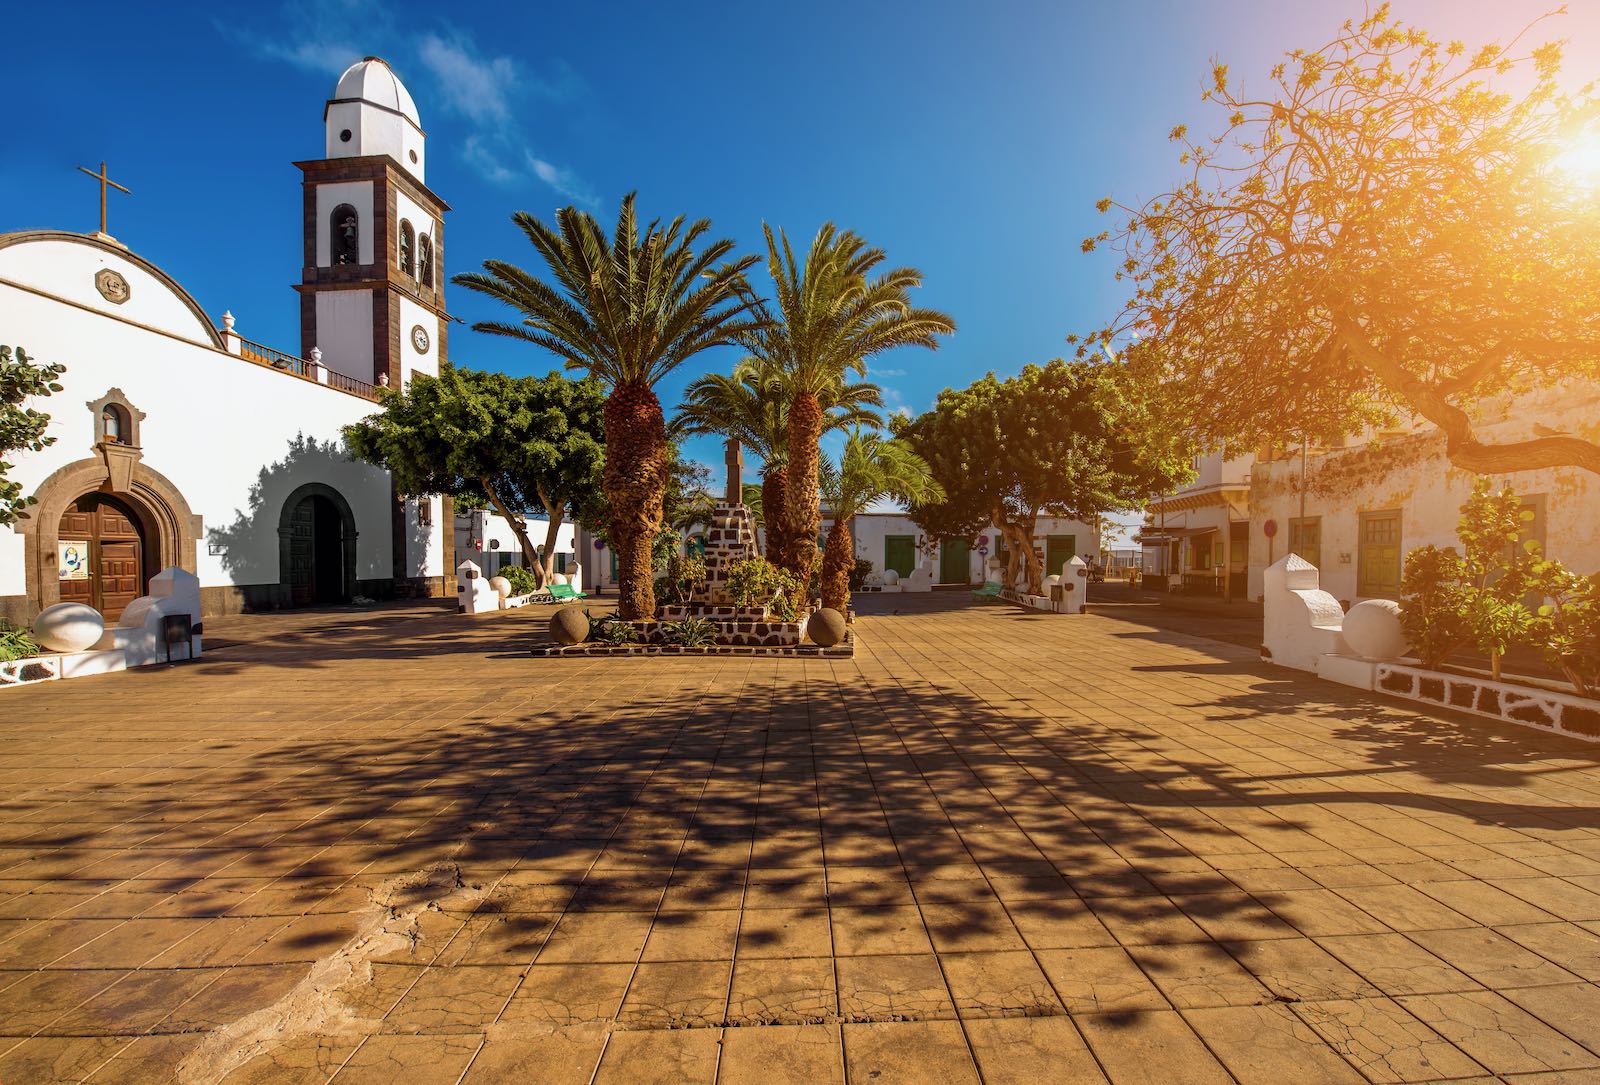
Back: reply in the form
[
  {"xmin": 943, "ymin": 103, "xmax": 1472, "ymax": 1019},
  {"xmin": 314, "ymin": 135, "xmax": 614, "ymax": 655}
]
[{"xmin": 5, "ymin": 594, "xmax": 1600, "ymax": 1083}]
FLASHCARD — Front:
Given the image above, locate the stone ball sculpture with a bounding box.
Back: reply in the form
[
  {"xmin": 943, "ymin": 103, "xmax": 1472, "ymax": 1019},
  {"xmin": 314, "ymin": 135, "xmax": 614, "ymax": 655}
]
[
  {"xmin": 1045, "ymin": 574, "xmax": 1061, "ymax": 588},
  {"xmin": 1342, "ymin": 598, "xmax": 1408, "ymax": 660},
  {"xmin": 881, "ymin": 569, "xmax": 900, "ymax": 587},
  {"xmin": 33, "ymin": 602, "xmax": 105, "ymax": 654},
  {"xmin": 808, "ymin": 608, "xmax": 847, "ymax": 647},
  {"xmin": 551, "ymin": 573, "xmax": 569, "ymax": 586},
  {"xmin": 550, "ymin": 607, "xmax": 589, "ymax": 645},
  {"xmin": 488, "ymin": 575, "xmax": 512, "ymax": 600}
]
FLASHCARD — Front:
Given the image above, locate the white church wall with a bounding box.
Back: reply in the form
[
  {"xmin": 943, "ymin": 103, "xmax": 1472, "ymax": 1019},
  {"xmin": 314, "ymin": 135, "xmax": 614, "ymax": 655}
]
[
  {"xmin": 397, "ymin": 295, "xmax": 439, "ymax": 380},
  {"xmin": 313, "ymin": 181, "xmax": 375, "ymax": 267},
  {"xmin": 0, "ymin": 237, "xmax": 217, "ymax": 347},
  {"xmin": 1, "ymin": 271, "xmax": 410, "ymax": 598},
  {"xmin": 313, "ymin": 291, "xmax": 375, "ymax": 380}
]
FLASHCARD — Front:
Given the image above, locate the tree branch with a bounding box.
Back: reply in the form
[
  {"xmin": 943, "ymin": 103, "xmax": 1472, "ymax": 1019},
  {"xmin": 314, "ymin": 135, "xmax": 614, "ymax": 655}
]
[{"xmin": 1331, "ymin": 314, "xmax": 1600, "ymax": 476}]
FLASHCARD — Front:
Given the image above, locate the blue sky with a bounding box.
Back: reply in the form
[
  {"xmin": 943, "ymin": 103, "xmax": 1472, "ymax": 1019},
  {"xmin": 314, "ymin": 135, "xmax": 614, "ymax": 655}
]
[{"xmin": 5, "ymin": 0, "xmax": 1596, "ymax": 539}]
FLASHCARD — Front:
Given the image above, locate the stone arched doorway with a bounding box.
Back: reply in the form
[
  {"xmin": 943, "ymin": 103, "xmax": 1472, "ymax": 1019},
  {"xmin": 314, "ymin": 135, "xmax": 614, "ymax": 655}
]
[
  {"xmin": 56, "ymin": 492, "xmax": 152, "ymax": 622},
  {"xmin": 15, "ymin": 455, "xmax": 199, "ymax": 621},
  {"xmin": 278, "ymin": 483, "xmax": 358, "ymax": 607}
]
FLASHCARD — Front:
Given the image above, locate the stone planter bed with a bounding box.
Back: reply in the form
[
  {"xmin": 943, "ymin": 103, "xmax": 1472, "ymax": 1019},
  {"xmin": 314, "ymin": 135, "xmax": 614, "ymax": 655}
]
[
  {"xmin": 530, "ymin": 632, "xmax": 854, "ymax": 658},
  {"xmin": 1375, "ymin": 661, "xmax": 1600, "ymax": 741}
]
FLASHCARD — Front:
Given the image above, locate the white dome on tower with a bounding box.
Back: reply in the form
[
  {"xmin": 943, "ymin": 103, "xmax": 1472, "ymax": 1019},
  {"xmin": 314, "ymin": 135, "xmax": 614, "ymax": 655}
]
[
  {"xmin": 324, "ymin": 56, "xmax": 426, "ymax": 181},
  {"xmin": 333, "ymin": 57, "xmax": 421, "ymax": 128}
]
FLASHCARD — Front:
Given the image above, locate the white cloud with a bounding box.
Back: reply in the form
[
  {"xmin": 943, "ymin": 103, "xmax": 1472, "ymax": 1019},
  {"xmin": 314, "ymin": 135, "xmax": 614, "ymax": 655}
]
[
  {"xmin": 463, "ymin": 135, "xmax": 517, "ymax": 187},
  {"xmin": 417, "ymin": 32, "xmax": 516, "ymax": 123},
  {"xmin": 237, "ymin": 4, "xmax": 598, "ymax": 205},
  {"xmin": 526, "ymin": 152, "xmax": 598, "ymax": 207},
  {"xmin": 872, "ymin": 367, "xmax": 908, "ymax": 378}
]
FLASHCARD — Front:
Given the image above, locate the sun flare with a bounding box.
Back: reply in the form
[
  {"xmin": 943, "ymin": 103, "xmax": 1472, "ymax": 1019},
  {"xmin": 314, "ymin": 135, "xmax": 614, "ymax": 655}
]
[{"xmin": 1552, "ymin": 129, "xmax": 1600, "ymax": 191}]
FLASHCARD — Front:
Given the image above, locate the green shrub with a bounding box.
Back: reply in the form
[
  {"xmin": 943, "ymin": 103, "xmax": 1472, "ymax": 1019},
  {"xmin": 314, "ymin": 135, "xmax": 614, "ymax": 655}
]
[
  {"xmin": 1399, "ymin": 546, "xmax": 1472, "ymax": 669},
  {"xmin": 660, "ymin": 616, "xmax": 717, "ymax": 647},
  {"xmin": 660, "ymin": 554, "xmax": 707, "ymax": 605},
  {"xmin": 501, "ymin": 563, "xmax": 538, "ymax": 597},
  {"xmin": 595, "ymin": 619, "xmax": 640, "ymax": 646},
  {"xmin": 0, "ymin": 621, "xmax": 37, "ymax": 662},
  {"xmin": 848, "ymin": 558, "xmax": 874, "ymax": 593},
  {"xmin": 726, "ymin": 556, "xmax": 805, "ymax": 615},
  {"xmin": 1522, "ymin": 562, "xmax": 1600, "ymax": 698}
]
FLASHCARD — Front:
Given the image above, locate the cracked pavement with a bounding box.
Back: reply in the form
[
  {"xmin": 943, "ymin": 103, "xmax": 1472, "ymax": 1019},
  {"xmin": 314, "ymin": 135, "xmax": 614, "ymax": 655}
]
[{"xmin": 4, "ymin": 593, "xmax": 1600, "ymax": 1082}]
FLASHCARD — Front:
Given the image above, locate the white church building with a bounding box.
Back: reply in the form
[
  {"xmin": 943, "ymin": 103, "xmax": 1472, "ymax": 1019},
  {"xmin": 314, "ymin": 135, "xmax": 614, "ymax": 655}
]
[{"xmin": 0, "ymin": 57, "xmax": 455, "ymax": 626}]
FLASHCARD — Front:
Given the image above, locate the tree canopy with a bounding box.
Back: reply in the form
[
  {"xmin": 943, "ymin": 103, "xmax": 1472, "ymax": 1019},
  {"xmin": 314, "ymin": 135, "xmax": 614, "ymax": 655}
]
[
  {"xmin": 896, "ymin": 358, "xmax": 1191, "ymax": 593},
  {"xmin": 344, "ymin": 365, "xmax": 605, "ymax": 586},
  {"xmin": 1084, "ymin": 6, "xmax": 1600, "ymax": 475},
  {"xmin": 1, "ymin": 344, "xmax": 64, "ymax": 527}
]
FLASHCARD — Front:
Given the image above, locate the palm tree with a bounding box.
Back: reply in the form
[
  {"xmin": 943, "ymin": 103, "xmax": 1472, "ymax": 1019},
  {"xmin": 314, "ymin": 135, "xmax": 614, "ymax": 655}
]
[
  {"xmin": 454, "ymin": 194, "xmax": 760, "ymax": 619},
  {"xmin": 676, "ymin": 356, "xmax": 883, "ymax": 563},
  {"xmin": 821, "ymin": 431, "xmax": 944, "ymax": 611},
  {"xmin": 756, "ymin": 224, "xmax": 955, "ymax": 578}
]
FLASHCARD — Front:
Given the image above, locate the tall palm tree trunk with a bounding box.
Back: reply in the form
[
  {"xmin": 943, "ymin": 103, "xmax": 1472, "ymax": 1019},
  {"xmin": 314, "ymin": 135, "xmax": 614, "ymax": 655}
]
[
  {"xmin": 785, "ymin": 391, "xmax": 823, "ymax": 577},
  {"xmin": 604, "ymin": 381, "xmax": 670, "ymax": 619},
  {"xmin": 821, "ymin": 517, "xmax": 854, "ymax": 611},
  {"xmin": 762, "ymin": 465, "xmax": 789, "ymax": 565}
]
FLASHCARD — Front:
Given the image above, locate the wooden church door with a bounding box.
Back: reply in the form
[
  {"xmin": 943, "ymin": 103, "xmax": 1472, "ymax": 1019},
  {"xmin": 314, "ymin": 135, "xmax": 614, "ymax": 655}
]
[
  {"xmin": 288, "ymin": 497, "xmax": 317, "ymax": 606},
  {"xmin": 57, "ymin": 493, "xmax": 148, "ymax": 622}
]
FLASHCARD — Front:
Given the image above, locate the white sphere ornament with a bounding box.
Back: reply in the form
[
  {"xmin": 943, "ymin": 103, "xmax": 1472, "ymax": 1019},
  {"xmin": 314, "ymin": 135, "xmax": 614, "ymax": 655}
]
[
  {"xmin": 552, "ymin": 573, "xmax": 569, "ymax": 586},
  {"xmin": 1342, "ymin": 599, "xmax": 1408, "ymax": 660},
  {"xmin": 489, "ymin": 576, "xmax": 512, "ymax": 600},
  {"xmin": 881, "ymin": 569, "xmax": 900, "ymax": 587},
  {"xmin": 33, "ymin": 602, "xmax": 105, "ymax": 654},
  {"xmin": 1045, "ymin": 574, "xmax": 1061, "ymax": 588}
]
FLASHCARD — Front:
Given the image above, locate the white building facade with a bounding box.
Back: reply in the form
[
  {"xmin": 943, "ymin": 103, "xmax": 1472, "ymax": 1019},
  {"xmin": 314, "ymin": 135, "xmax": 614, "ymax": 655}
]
[
  {"xmin": 823, "ymin": 511, "xmax": 1100, "ymax": 588},
  {"xmin": 1139, "ymin": 451, "xmax": 1253, "ymax": 598},
  {"xmin": 0, "ymin": 57, "xmax": 454, "ymax": 625},
  {"xmin": 1248, "ymin": 384, "xmax": 1600, "ymax": 606}
]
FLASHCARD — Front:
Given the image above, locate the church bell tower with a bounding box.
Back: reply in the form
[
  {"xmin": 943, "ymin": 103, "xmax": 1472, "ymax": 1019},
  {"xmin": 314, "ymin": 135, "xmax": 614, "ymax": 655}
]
[{"xmin": 294, "ymin": 56, "xmax": 450, "ymax": 391}]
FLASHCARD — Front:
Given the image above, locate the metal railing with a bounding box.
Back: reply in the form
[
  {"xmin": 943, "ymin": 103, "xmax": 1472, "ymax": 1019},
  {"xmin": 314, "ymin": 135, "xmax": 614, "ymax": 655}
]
[{"xmin": 234, "ymin": 336, "xmax": 378, "ymax": 401}]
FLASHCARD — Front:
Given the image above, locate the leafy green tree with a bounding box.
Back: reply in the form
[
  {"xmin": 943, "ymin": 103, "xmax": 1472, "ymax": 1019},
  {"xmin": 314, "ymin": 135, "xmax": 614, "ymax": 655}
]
[
  {"xmin": 345, "ymin": 366, "xmax": 605, "ymax": 587},
  {"xmin": 1, "ymin": 344, "xmax": 65, "ymax": 527},
  {"xmin": 752, "ymin": 224, "xmax": 954, "ymax": 579},
  {"xmin": 820, "ymin": 432, "xmax": 943, "ymax": 610},
  {"xmin": 1399, "ymin": 547, "xmax": 1474, "ymax": 670},
  {"xmin": 455, "ymin": 194, "xmax": 761, "ymax": 619},
  {"xmin": 676, "ymin": 356, "xmax": 882, "ymax": 563},
  {"xmin": 1522, "ymin": 562, "xmax": 1600, "ymax": 697},
  {"xmin": 897, "ymin": 359, "xmax": 1192, "ymax": 594},
  {"xmin": 1084, "ymin": 7, "xmax": 1600, "ymax": 476}
]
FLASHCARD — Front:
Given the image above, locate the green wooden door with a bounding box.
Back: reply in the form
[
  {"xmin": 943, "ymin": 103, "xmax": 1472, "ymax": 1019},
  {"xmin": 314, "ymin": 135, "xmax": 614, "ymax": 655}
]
[
  {"xmin": 939, "ymin": 539, "xmax": 970, "ymax": 584},
  {"xmin": 1045, "ymin": 534, "xmax": 1077, "ymax": 578},
  {"xmin": 1358, "ymin": 511, "xmax": 1402, "ymax": 597},
  {"xmin": 884, "ymin": 535, "xmax": 916, "ymax": 578}
]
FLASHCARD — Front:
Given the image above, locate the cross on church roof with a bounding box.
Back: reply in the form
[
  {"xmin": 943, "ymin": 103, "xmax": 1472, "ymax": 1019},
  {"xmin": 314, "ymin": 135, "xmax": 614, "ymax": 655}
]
[{"xmin": 75, "ymin": 161, "xmax": 130, "ymax": 237}]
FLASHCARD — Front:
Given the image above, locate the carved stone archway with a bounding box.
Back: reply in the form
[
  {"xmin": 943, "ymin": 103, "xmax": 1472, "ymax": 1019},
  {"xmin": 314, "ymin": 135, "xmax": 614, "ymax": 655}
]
[
  {"xmin": 276, "ymin": 482, "xmax": 359, "ymax": 608},
  {"xmin": 15, "ymin": 455, "xmax": 200, "ymax": 619}
]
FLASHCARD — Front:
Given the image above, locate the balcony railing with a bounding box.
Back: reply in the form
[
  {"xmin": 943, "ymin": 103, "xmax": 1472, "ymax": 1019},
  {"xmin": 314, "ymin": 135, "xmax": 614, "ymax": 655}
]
[
  {"xmin": 238, "ymin": 337, "xmax": 316, "ymax": 379},
  {"xmin": 230, "ymin": 334, "xmax": 378, "ymax": 401},
  {"xmin": 327, "ymin": 370, "xmax": 377, "ymax": 399}
]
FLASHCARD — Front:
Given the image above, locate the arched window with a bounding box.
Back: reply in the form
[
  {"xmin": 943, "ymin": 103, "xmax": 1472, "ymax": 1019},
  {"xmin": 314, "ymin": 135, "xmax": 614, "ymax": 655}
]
[
  {"xmin": 398, "ymin": 220, "xmax": 415, "ymax": 277},
  {"xmin": 102, "ymin": 405, "xmax": 126, "ymax": 444},
  {"xmin": 330, "ymin": 204, "xmax": 359, "ymax": 266},
  {"xmin": 89, "ymin": 391, "xmax": 142, "ymax": 447},
  {"xmin": 418, "ymin": 234, "xmax": 434, "ymax": 288}
]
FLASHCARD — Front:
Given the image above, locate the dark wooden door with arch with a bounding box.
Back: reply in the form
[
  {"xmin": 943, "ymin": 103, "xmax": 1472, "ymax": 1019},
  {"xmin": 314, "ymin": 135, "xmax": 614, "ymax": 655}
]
[
  {"xmin": 57, "ymin": 493, "xmax": 148, "ymax": 622},
  {"xmin": 287, "ymin": 493, "xmax": 348, "ymax": 606}
]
